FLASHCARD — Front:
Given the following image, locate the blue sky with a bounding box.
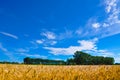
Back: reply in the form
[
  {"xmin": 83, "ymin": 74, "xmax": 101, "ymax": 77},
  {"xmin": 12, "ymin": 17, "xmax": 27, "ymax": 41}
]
[{"xmin": 0, "ymin": 0, "xmax": 120, "ymax": 63}]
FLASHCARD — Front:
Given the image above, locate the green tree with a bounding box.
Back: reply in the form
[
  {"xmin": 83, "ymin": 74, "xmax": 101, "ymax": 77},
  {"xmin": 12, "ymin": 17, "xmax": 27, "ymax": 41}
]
[
  {"xmin": 67, "ymin": 58, "xmax": 75, "ymax": 65},
  {"xmin": 104, "ymin": 57, "xmax": 114, "ymax": 65},
  {"xmin": 24, "ymin": 57, "xmax": 31, "ymax": 64},
  {"xmin": 73, "ymin": 51, "xmax": 92, "ymax": 65}
]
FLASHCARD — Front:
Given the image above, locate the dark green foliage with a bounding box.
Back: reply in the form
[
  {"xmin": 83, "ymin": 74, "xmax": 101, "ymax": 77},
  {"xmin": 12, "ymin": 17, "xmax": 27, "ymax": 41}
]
[
  {"xmin": 24, "ymin": 57, "xmax": 66, "ymax": 65},
  {"xmin": 0, "ymin": 61, "xmax": 19, "ymax": 64},
  {"xmin": 71, "ymin": 51, "xmax": 115, "ymax": 65},
  {"xmin": 73, "ymin": 51, "xmax": 92, "ymax": 65},
  {"xmin": 66, "ymin": 58, "xmax": 76, "ymax": 65},
  {"xmin": 23, "ymin": 51, "xmax": 114, "ymax": 65},
  {"xmin": 24, "ymin": 57, "xmax": 31, "ymax": 64},
  {"xmin": 0, "ymin": 51, "xmax": 115, "ymax": 65},
  {"xmin": 115, "ymin": 63, "xmax": 120, "ymax": 65}
]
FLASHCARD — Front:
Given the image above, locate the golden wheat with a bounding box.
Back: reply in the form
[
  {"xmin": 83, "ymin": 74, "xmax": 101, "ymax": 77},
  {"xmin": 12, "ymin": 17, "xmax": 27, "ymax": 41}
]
[{"xmin": 0, "ymin": 64, "xmax": 120, "ymax": 80}]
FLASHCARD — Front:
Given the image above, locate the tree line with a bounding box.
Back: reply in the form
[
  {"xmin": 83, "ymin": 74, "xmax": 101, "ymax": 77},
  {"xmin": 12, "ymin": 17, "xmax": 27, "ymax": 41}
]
[
  {"xmin": 23, "ymin": 51, "xmax": 115, "ymax": 65},
  {"xmin": 67, "ymin": 51, "xmax": 114, "ymax": 65},
  {"xmin": 24, "ymin": 57, "xmax": 66, "ymax": 65},
  {"xmin": 0, "ymin": 51, "xmax": 118, "ymax": 65},
  {"xmin": 0, "ymin": 61, "xmax": 19, "ymax": 64}
]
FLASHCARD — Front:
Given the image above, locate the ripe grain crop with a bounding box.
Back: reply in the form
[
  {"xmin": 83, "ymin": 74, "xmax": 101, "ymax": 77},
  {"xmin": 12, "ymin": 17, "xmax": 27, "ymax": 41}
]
[{"xmin": 0, "ymin": 64, "xmax": 120, "ymax": 80}]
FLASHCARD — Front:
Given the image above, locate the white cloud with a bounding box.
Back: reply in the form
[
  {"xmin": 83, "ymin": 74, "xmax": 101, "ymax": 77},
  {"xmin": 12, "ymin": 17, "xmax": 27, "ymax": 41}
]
[
  {"xmin": 76, "ymin": 0, "xmax": 120, "ymax": 39},
  {"xmin": 0, "ymin": 32, "xmax": 18, "ymax": 39},
  {"xmin": 75, "ymin": 28, "xmax": 82, "ymax": 35},
  {"xmin": 16, "ymin": 48, "xmax": 29, "ymax": 53},
  {"xmin": 102, "ymin": 23, "xmax": 109, "ymax": 27},
  {"xmin": 95, "ymin": 50, "xmax": 114, "ymax": 57},
  {"xmin": 0, "ymin": 43, "xmax": 14, "ymax": 61},
  {"xmin": 44, "ymin": 38, "xmax": 120, "ymax": 63},
  {"xmin": 41, "ymin": 31, "xmax": 56, "ymax": 39},
  {"xmin": 50, "ymin": 41, "xmax": 57, "ymax": 45},
  {"xmin": 105, "ymin": 0, "xmax": 120, "ymax": 25},
  {"xmin": 78, "ymin": 40, "xmax": 97, "ymax": 50},
  {"xmin": 105, "ymin": 0, "xmax": 117, "ymax": 13},
  {"xmin": 100, "ymin": 25, "xmax": 120, "ymax": 38},
  {"xmin": 36, "ymin": 40, "xmax": 44, "ymax": 44},
  {"xmin": 15, "ymin": 47, "xmax": 47, "ymax": 59},
  {"xmin": 20, "ymin": 53, "xmax": 47, "ymax": 59},
  {"xmin": 0, "ymin": 43, "xmax": 8, "ymax": 52},
  {"xmin": 92, "ymin": 23, "xmax": 101, "ymax": 29},
  {"xmin": 44, "ymin": 39, "xmax": 97, "ymax": 55},
  {"xmin": 101, "ymin": 0, "xmax": 120, "ymax": 37},
  {"xmin": 35, "ymin": 39, "xmax": 57, "ymax": 46},
  {"xmin": 115, "ymin": 57, "xmax": 120, "ymax": 63},
  {"xmin": 53, "ymin": 28, "xmax": 75, "ymax": 40}
]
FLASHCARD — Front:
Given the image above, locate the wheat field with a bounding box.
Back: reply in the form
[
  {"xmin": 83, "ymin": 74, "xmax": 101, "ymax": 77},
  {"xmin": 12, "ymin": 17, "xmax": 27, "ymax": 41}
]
[{"xmin": 0, "ymin": 64, "xmax": 120, "ymax": 80}]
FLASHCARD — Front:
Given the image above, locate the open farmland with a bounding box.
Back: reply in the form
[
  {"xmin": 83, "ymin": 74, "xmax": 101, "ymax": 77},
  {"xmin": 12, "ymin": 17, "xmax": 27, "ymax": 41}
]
[{"xmin": 0, "ymin": 64, "xmax": 120, "ymax": 80}]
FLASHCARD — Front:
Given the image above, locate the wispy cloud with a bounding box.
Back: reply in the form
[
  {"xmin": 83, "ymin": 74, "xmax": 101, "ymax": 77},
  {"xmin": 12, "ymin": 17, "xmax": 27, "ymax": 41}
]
[
  {"xmin": 44, "ymin": 39, "xmax": 120, "ymax": 63},
  {"xmin": 36, "ymin": 39, "xmax": 44, "ymax": 44},
  {"xmin": 35, "ymin": 39, "xmax": 57, "ymax": 46},
  {"xmin": 100, "ymin": 0, "xmax": 120, "ymax": 38},
  {"xmin": 58, "ymin": 29, "xmax": 73, "ymax": 40},
  {"xmin": 19, "ymin": 53, "xmax": 47, "ymax": 59},
  {"xmin": 105, "ymin": 0, "xmax": 117, "ymax": 13},
  {"xmin": 105, "ymin": 0, "xmax": 120, "ymax": 24},
  {"xmin": 0, "ymin": 32, "xmax": 18, "ymax": 39},
  {"xmin": 44, "ymin": 37, "xmax": 119, "ymax": 62},
  {"xmin": 115, "ymin": 57, "xmax": 120, "ymax": 63},
  {"xmin": 41, "ymin": 31, "xmax": 56, "ymax": 39},
  {"xmin": 44, "ymin": 38, "xmax": 98, "ymax": 55},
  {"xmin": 0, "ymin": 43, "xmax": 15, "ymax": 61},
  {"xmin": 16, "ymin": 48, "xmax": 29, "ymax": 53},
  {"xmin": 50, "ymin": 41, "xmax": 57, "ymax": 45},
  {"xmin": 36, "ymin": 30, "xmax": 58, "ymax": 46},
  {"xmin": 75, "ymin": 0, "xmax": 120, "ymax": 39},
  {"xmin": 92, "ymin": 22, "xmax": 101, "ymax": 29},
  {"xmin": 15, "ymin": 47, "xmax": 47, "ymax": 59},
  {"xmin": 93, "ymin": 49, "xmax": 114, "ymax": 57},
  {"xmin": 0, "ymin": 43, "xmax": 8, "ymax": 52},
  {"xmin": 40, "ymin": 28, "xmax": 74, "ymax": 42}
]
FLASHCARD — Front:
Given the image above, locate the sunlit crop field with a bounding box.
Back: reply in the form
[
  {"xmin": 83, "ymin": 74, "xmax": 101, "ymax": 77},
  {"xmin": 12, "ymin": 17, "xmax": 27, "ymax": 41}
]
[{"xmin": 0, "ymin": 64, "xmax": 120, "ymax": 80}]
